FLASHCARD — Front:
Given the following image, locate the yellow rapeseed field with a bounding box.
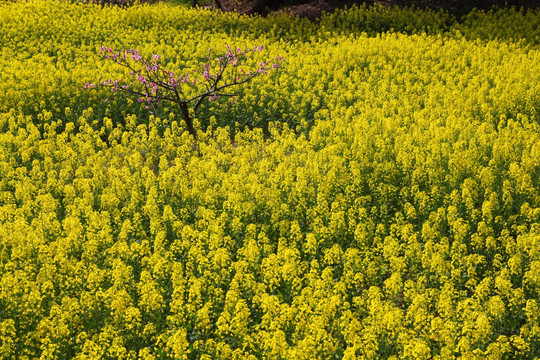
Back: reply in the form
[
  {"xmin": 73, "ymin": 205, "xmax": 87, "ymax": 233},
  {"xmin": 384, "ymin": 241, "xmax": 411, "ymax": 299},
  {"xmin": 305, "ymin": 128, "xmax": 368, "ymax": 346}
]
[{"xmin": 0, "ymin": 1, "xmax": 539, "ymax": 358}]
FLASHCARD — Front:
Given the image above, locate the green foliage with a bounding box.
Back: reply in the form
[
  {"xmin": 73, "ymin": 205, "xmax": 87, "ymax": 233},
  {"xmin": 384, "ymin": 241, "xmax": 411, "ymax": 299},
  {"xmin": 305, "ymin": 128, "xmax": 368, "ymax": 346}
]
[{"xmin": 0, "ymin": 1, "xmax": 539, "ymax": 359}]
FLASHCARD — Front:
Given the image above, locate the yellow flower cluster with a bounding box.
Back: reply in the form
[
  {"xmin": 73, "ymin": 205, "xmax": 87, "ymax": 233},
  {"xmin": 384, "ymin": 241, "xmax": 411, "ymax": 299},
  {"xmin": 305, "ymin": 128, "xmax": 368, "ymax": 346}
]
[{"xmin": 0, "ymin": 1, "xmax": 539, "ymax": 359}]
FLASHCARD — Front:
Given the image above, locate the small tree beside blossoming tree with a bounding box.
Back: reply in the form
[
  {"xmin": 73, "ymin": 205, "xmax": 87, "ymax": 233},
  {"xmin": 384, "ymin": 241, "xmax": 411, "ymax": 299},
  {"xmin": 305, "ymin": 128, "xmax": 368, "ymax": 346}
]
[{"xmin": 90, "ymin": 45, "xmax": 284, "ymax": 138}]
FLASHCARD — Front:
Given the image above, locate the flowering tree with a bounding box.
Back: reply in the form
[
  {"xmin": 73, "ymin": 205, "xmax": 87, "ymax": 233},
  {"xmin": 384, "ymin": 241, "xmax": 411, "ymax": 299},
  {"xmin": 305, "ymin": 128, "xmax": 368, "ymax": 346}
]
[{"xmin": 91, "ymin": 45, "xmax": 284, "ymax": 138}]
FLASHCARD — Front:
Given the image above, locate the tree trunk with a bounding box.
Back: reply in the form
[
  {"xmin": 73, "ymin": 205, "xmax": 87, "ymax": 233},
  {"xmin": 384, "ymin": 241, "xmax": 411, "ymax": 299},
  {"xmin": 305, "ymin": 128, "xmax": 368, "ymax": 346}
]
[
  {"xmin": 179, "ymin": 103, "xmax": 197, "ymax": 138},
  {"xmin": 213, "ymin": 0, "xmax": 224, "ymax": 10}
]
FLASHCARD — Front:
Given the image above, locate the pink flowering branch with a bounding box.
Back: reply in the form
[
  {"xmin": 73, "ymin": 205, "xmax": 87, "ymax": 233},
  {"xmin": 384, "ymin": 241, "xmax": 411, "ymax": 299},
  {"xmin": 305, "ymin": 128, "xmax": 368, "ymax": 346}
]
[{"xmin": 92, "ymin": 45, "xmax": 285, "ymax": 138}]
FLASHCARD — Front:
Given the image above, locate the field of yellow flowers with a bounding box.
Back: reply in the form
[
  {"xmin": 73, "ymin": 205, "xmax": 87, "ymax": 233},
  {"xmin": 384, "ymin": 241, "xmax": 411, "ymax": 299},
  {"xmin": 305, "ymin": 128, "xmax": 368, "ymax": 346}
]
[{"xmin": 0, "ymin": 0, "xmax": 539, "ymax": 359}]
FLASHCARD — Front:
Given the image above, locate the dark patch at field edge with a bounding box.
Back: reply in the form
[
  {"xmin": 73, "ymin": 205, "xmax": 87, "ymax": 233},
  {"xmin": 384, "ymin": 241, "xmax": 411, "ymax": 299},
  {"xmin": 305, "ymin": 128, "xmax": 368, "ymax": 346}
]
[{"xmin": 219, "ymin": 0, "xmax": 540, "ymax": 20}]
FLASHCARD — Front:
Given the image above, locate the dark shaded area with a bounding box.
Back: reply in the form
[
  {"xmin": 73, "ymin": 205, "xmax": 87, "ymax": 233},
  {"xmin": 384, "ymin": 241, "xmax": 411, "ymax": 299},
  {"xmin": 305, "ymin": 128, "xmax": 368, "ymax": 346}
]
[{"xmin": 210, "ymin": 0, "xmax": 540, "ymax": 19}]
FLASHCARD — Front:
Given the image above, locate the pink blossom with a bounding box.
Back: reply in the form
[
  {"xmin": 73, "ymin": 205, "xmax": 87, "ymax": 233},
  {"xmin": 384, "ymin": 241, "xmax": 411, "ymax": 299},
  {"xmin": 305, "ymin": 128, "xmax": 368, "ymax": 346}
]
[{"xmin": 179, "ymin": 74, "xmax": 189, "ymax": 83}]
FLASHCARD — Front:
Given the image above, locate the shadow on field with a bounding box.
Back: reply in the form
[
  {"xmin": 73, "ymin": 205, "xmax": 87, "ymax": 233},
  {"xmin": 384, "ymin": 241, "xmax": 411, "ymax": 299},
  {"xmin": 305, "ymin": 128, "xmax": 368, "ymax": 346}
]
[{"xmin": 158, "ymin": 3, "xmax": 540, "ymax": 47}]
